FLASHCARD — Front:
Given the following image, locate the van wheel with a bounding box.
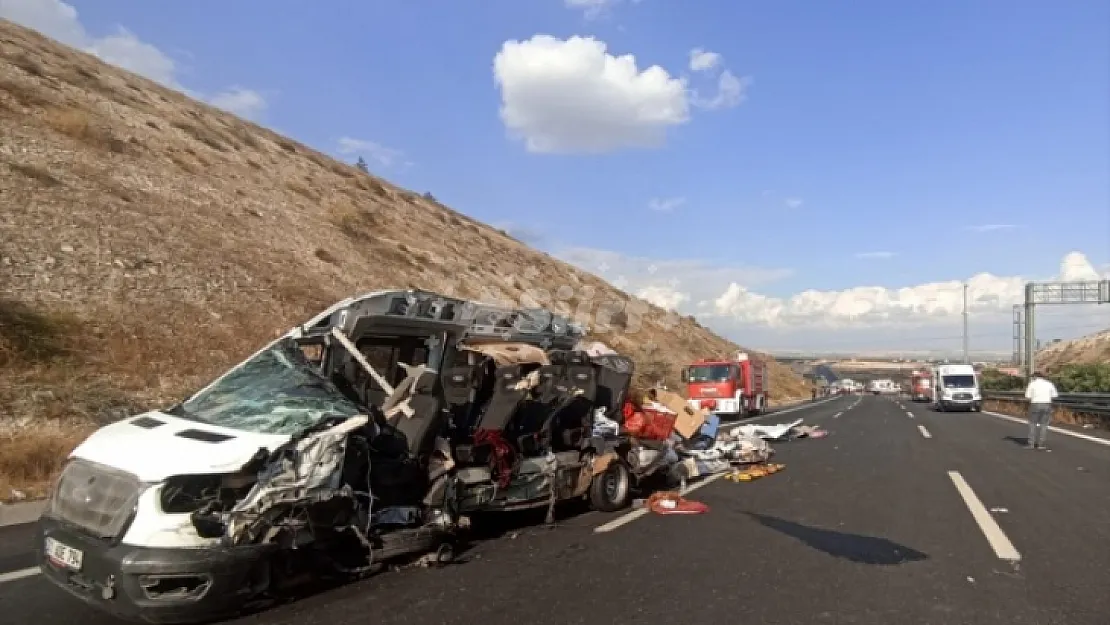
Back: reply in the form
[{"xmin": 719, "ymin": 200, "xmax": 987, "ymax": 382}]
[{"xmin": 589, "ymin": 461, "xmax": 631, "ymax": 512}]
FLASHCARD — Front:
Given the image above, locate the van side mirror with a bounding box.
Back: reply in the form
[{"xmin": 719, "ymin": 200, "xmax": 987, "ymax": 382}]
[{"xmin": 679, "ymin": 368, "xmax": 689, "ymax": 383}]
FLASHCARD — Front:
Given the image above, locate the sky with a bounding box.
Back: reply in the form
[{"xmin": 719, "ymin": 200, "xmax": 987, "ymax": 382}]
[{"xmin": 2, "ymin": 0, "xmax": 1109, "ymax": 355}]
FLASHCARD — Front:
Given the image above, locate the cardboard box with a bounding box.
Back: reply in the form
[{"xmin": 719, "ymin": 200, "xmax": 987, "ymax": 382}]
[{"xmin": 648, "ymin": 388, "xmax": 708, "ymax": 439}]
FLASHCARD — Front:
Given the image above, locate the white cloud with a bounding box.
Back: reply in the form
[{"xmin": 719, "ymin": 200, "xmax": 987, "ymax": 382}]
[
  {"xmin": 648, "ymin": 196, "xmax": 685, "ymax": 212},
  {"xmin": 336, "ymin": 137, "xmax": 411, "ymax": 168},
  {"xmin": 0, "ymin": 0, "xmax": 86, "ymax": 50},
  {"xmin": 855, "ymin": 251, "xmax": 895, "ymax": 259},
  {"xmin": 493, "ymin": 35, "xmax": 691, "ymax": 154},
  {"xmin": 783, "ymin": 197, "xmax": 803, "ymax": 209},
  {"xmin": 209, "ymin": 87, "xmax": 267, "ymax": 120},
  {"xmin": 689, "ymin": 48, "xmax": 722, "ymax": 72},
  {"xmin": 555, "ymin": 246, "xmax": 793, "ymax": 311},
  {"xmin": 84, "ymin": 27, "xmax": 178, "ymax": 87},
  {"xmin": 1060, "ymin": 251, "xmax": 1104, "ymax": 281},
  {"xmin": 636, "ymin": 285, "xmax": 689, "ymax": 311},
  {"xmin": 0, "ymin": 0, "xmax": 266, "ymax": 115},
  {"xmin": 556, "ymin": 246, "xmax": 1109, "ymax": 351},
  {"xmin": 691, "ymin": 69, "xmax": 749, "ymax": 110},
  {"xmin": 685, "ymin": 48, "xmax": 750, "ymax": 111},
  {"xmin": 701, "ymin": 251, "xmax": 1109, "ymax": 332}
]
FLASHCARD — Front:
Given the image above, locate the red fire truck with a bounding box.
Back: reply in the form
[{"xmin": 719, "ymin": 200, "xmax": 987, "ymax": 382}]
[
  {"xmin": 909, "ymin": 370, "xmax": 933, "ymax": 402},
  {"xmin": 680, "ymin": 351, "xmax": 769, "ymax": 417}
]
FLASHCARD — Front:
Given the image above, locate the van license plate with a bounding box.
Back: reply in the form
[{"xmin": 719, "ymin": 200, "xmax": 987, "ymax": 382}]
[{"xmin": 44, "ymin": 537, "xmax": 83, "ymax": 571}]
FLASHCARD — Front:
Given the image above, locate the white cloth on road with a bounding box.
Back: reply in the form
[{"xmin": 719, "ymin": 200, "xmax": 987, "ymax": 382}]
[
  {"xmin": 1024, "ymin": 378, "xmax": 1058, "ymax": 404},
  {"xmin": 727, "ymin": 418, "xmax": 804, "ymax": 441}
]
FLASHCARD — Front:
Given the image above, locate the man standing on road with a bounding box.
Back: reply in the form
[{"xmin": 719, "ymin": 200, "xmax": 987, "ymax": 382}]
[{"xmin": 1024, "ymin": 371, "xmax": 1058, "ymax": 450}]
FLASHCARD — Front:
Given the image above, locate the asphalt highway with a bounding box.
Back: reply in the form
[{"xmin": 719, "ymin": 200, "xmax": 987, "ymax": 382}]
[{"xmin": 2, "ymin": 394, "xmax": 1107, "ymax": 625}]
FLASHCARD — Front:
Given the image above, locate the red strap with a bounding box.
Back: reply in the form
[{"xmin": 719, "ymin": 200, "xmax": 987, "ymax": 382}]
[{"xmin": 473, "ymin": 429, "xmax": 515, "ymax": 488}]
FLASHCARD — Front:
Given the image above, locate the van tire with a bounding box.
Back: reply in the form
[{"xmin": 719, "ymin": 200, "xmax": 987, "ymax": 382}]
[{"xmin": 589, "ymin": 461, "xmax": 631, "ymax": 512}]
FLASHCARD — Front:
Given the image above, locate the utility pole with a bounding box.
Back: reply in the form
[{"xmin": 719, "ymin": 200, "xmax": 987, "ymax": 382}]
[{"xmin": 962, "ymin": 283, "xmax": 970, "ymax": 364}]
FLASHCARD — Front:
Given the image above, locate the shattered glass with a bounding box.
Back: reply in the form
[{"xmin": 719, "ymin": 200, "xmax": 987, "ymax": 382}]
[{"xmin": 174, "ymin": 338, "xmax": 365, "ymax": 435}]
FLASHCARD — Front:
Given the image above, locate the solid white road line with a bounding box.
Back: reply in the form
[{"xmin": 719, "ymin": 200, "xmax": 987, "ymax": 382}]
[
  {"xmin": 594, "ymin": 472, "xmax": 728, "ymax": 533},
  {"xmin": 833, "ymin": 411, "xmax": 843, "ymax": 419},
  {"xmin": 0, "ymin": 567, "xmax": 39, "ymax": 584},
  {"xmin": 982, "ymin": 411, "xmax": 1110, "ymax": 447},
  {"xmin": 947, "ymin": 471, "xmax": 1021, "ymax": 561},
  {"xmin": 917, "ymin": 425, "xmax": 932, "ymax": 439}
]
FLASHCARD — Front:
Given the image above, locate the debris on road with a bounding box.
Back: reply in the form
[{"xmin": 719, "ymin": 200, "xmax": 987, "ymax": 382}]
[
  {"xmin": 618, "ymin": 387, "xmax": 830, "ymax": 487},
  {"xmin": 793, "ymin": 425, "xmax": 830, "ymax": 439},
  {"xmin": 724, "ymin": 463, "xmax": 786, "ymax": 482},
  {"xmin": 640, "ymin": 490, "xmax": 710, "ymax": 515},
  {"xmin": 725, "ymin": 420, "xmax": 829, "ymax": 441},
  {"xmin": 728, "ymin": 419, "xmax": 804, "ymax": 441}
]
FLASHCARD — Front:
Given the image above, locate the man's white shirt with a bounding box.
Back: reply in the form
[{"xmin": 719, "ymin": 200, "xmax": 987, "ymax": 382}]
[{"xmin": 1025, "ymin": 378, "xmax": 1059, "ymax": 404}]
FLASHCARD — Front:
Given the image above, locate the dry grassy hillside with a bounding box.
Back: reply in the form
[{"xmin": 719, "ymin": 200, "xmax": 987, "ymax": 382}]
[
  {"xmin": 1037, "ymin": 329, "xmax": 1110, "ymax": 371},
  {"xmin": 0, "ymin": 20, "xmax": 810, "ymax": 500}
]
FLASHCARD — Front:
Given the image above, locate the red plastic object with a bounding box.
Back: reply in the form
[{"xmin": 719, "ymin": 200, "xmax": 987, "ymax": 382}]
[
  {"xmin": 648, "ymin": 493, "xmax": 710, "ymax": 515},
  {"xmin": 622, "ymin": 404, "xmax": 677, "ymax": 441},
  {"xmin": 639, "ymin": 408, "xmax": 677, "ymax": 441}
]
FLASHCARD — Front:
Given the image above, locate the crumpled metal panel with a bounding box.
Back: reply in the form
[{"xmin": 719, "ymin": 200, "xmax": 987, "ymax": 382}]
[{"xmin": 223, "ymin": 416, "xmax": 369, "ymax": 544}]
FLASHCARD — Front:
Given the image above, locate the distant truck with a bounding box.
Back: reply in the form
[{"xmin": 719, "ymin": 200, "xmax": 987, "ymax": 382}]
[
  {"xmin": 909, "ymin": 371, "xmax": 932, "ymax": 402},
  {"xmin": 867, "ymin": 379, "xmax": 895, "ymax": 395},
  {"xmin": 680, "ymin": 351, "xmax": 768, "ymax": 418},
  {"xmin": 930, "ymin": 364, "xmax": 982, "ymax": 412}
]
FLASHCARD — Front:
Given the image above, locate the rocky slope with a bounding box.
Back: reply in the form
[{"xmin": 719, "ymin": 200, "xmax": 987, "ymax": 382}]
[
  {"xmin": 0, "ymin": 19, "xmax": 810, "ymax": 499},
  {"xmin": 1036, "ymin": 328, "xmax": 1110, "ymax": 371}
]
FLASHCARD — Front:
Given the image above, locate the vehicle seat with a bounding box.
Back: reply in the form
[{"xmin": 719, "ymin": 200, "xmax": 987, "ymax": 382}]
[
  {"xmin": 551, "ymin": 353, "xmax": 598, "ymax": 449},
  {"xmin": 511, "ymin": 363, "xmax": 566, "ymax": 456},
  {"xmin": 590, "ymin": 354, "xmax": 635, "ymax": 423},
  {"xmin": 472, "ymin": 365, "xmax": 527, "ymax": 433},
  {"xmin": 442, "ymin": 364, "xmax": 482, "ymax": 437},
  {"xmin": 470, "ymin": 365, "xmax": 528, "ymax": 487},
  {"xmin": 386, "ymin": 367, "xmax": 447, "ymax": 459},
  {"xmin": 447, "ymin": 358, "xmax": 499, "ymax": 464}
]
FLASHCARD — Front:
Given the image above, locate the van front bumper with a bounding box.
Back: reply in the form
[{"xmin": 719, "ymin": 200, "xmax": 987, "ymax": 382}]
[
  {"xmin": 37, "ymin": 516, "xmax": 277, "ymax": 624},
  {"xmin": 939, "ymin": 399, "xmax": 981, "ymax": 412}
]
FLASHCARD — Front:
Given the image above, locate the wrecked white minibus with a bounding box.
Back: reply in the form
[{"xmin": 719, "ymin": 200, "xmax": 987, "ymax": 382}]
[{"xmin": 36, "ymin": 289, "xmax": 642, "ymax": 623}]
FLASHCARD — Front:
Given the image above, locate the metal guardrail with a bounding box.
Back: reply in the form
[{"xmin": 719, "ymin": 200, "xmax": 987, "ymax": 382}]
[{"xmin": 982, "ymin": 391, "xmax": 1110, "ymax": 416}]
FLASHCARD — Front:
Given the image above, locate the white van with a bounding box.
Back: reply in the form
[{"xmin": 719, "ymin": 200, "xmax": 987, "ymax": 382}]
[{"xmin": 930, "ymin": 364, "xmax": 982, "ymax": 412}]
